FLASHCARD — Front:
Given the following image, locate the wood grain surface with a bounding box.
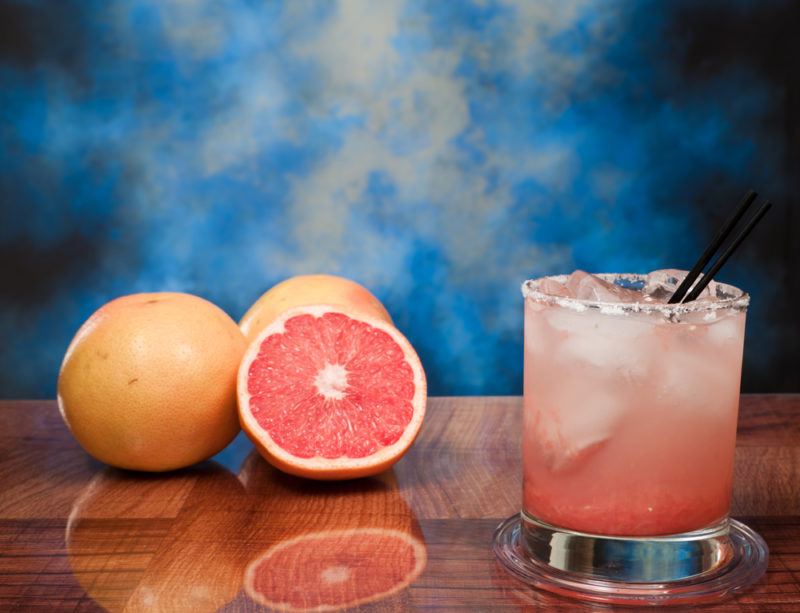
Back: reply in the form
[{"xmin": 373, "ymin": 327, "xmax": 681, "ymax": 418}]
[{"xmin": 0, "ymin": 396, "xmax": 798, "ymax": 612}]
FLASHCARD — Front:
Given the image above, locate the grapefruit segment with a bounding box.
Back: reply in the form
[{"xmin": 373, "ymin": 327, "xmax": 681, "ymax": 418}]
[
  {"xmin": 244, "ymin": 528, "xmax": 426, "ymax": 611},
  {"xmin": 238, "ymin": 305, "xmax": 426, "ymax": 479}
]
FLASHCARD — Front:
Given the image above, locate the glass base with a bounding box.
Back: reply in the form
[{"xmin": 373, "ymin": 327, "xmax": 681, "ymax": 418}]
[{"xmin": 493, "ymin": 512, "xmax": 768, "ymax": 606}]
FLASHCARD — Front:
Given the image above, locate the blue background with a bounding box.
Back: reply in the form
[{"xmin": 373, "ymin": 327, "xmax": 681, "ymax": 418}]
[{"xmin": 1, "ymin": 0, "xmax": 798, "ymax": 397}]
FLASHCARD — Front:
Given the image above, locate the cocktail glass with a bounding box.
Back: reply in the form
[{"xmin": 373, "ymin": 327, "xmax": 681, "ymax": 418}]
[{"xmin": 493, "ymin": 273, "xmax": 768, "ymax": 606}]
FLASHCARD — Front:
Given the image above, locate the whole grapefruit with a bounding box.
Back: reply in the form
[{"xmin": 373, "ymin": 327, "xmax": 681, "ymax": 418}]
[
  {"xmin": 239, "ymin": 274, "xmax": 392, "ymax": 343},
  {"xmin": 58, "ymin": 292, "xmax": 247, "ymax": 471}
]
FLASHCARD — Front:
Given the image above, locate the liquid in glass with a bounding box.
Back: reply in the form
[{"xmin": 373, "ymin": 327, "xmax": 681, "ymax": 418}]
[{"xmin": 522, "ymin": 271, "xmax": 747, "ymax": 536}]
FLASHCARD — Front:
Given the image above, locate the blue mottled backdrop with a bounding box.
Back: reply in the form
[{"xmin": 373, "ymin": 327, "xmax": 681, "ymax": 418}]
[{"xmin": 1, "ymin": 0, "xmax": 798, "ymax": 397}]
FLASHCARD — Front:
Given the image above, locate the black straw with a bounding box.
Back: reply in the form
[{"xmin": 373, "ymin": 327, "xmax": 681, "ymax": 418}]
[
  {"xmin": 682, "ymin": 200, "xmax": 772, "ymax": 302},
  {"xmin": 668, "ymin": 189, "xmax": 758, "ymax": 304}
]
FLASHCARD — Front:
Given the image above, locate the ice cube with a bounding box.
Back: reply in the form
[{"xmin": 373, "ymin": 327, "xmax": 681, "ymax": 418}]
[
  {"xmin": 657, "ymin": 343, "xmax": 740, "ymax": 415},
  {"xmin": 559, "ymin": 327, "xmax": 651, "ymax": 378},
  {"xmin": 531, "ymin": 387, "xmax": 624, "ymax": 472},
  {"xmin": 525, "ymin": 301, "xmax": 557, "ymax": 355},
  {"xmin": 566, "ymin": 270, "xmax": 641, "ymax": 303},
  {"xmin": 547, "ymin": 308, "xmax": 656, "ymax": 379},
  {"xmin": 644, "ymin": 269, "xmax": 684, "ymax": 293},
  {"xmin": 538, "ymin": 277, "xmax": 572, "ymax": 298},
  {"xmin": 545, "ymin": 306, "xmax": 598, "ymax": 334},
  {"xmin": 644, "ymin": 269, "xmax": 718, "ymax": 302},
  {"xmin": 705, "ymin": 314, "xmax": 743, "ymax": 346},
  {"xmin": 643, "ymin": 268, "xmax": 683, "ymax": 302},
  {"xmin": 693, "ymin": 279, "xmax": 720, "ymax": 301}
]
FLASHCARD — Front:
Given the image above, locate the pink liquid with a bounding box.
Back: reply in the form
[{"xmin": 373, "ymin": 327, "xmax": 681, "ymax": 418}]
[{"xmin": 523, "ymin": 298, "xmax": 745, "ymax": 536}]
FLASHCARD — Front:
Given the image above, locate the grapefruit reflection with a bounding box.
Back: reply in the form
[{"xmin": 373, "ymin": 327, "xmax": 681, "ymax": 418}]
[
  {"xmin": 245, "ymin": 528, "xmax": 426, "ymax": 611},
  {"xmin": 65, "ymin": 463, "xmax": 247, "ymax": 612},
  {"xmin": 239, "ymin": 452, "xmax": 427, "ymax": 611}
]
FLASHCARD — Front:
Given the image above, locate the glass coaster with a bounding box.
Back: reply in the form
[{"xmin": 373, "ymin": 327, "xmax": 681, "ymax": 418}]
[{"xmin": 493, "ymin": 513, "xmax": 768, "ymax": 607}]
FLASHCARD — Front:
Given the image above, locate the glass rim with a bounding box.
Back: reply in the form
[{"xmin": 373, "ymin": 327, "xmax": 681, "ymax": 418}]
[{"xmin": 521, "ymin": 273, "xmax": 750, "ymax": 315}]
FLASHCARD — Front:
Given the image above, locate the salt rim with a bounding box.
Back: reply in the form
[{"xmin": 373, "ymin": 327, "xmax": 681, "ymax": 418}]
[{"xmin": 521, "ymin": 273, "xmax": 749, "ymax": 317}]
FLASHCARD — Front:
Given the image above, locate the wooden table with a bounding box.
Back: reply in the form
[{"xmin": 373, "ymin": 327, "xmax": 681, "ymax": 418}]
[{"xmin": 1, "ymin": 396, "xmax": 798, "ymax": 611}]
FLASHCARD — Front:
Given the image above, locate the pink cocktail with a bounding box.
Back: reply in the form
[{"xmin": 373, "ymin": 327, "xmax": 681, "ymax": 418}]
[
  {"xmin": 522, "ymin": 270, "xmax": 747, "ymax": 536},
  {"xmin": 495, "ymin": 266, "xmax": 768, "ymax": 605}
]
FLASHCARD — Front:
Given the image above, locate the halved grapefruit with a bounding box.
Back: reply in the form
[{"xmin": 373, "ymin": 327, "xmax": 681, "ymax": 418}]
[
  {"xmin": 237, "ymin": 305, "xmax": 426, "ymax": 480},
  {"xmin": 244, "ymin": 527, "xmax": 427, "ymax": 611}
]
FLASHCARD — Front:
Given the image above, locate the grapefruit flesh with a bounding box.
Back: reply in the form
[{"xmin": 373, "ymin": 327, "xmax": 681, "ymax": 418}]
[
  {"xmin": 58, "ymin": 292, "xmax": 247, "ymax": 472},
  {"xmin": 239, "ymin": 274, "xmax": 392, "ymax": 343},
  {"xmin": 238, "ymin": 305, "xmax": 426, "ymax": 479},
  {"xmin": 244, "ymin": 528, "xmax": 426, "ymax": 611}
]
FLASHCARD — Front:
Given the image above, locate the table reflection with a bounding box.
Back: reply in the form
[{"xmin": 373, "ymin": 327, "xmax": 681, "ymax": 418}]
[
  {"xmin": 66, "ymin": 462, "xmax": 246, "ymax": 612},
  {"xmin": 244, "ymin": 526, "xmax": 425, "ymax": 610},
  {"xmin": 235, "ymin": 452, "xmax": 427, "ymax": 611},
  {"xmin": 65, "ymin": 451, "xmax": 427, "ymax": 612}
]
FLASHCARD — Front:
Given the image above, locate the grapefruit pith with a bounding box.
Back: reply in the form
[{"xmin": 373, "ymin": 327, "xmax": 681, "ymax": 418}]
[
  {"xmin": 239, "ymin": 274, "xmax": 392, "ymax": 343},
  {"xmin": 244, "ymin": 528, "xmax": 427, "ymax": 612},
  {"xmin": 237, "ymin": 305, "xmax": 426, "ymax": 480}
]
